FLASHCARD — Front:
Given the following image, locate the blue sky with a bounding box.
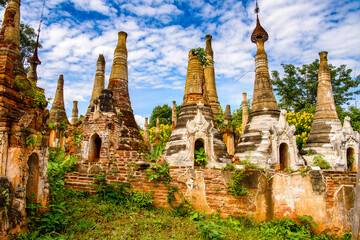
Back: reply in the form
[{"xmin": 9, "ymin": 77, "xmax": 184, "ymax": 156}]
[{"xmin": 14, "ymin": 0, "xmax": 360, "ymax": 127}]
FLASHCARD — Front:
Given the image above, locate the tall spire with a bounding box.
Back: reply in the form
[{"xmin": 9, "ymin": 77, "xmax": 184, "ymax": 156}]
[
  {"xmin": 250, "ymin": 7, "xmax": 278, "ymax": 113},
  {"xmin": 144, "ymin": 117, "xmax": 150, "ymax": 148},
  {"xmin": 204, "ymin": 35, "xmax": 221, "ymax": 116},
  {"xmin": 155, "ymin": 117, "xmax": 160, "ymax": 146},
  {"xmin": 49, "ymin": 75, "xmax": 69, "ymax": 124},
  {"xmin": 70, "ymin": 101, "xmax": 79, "ymax": 125},
  {"xmin": 183, "ymin": 50, "xmax": 208, "ymax": 105},
  {"xmin": 172, "ymin": 101, "xmax": 177, "ymax": 130},
  {"xmin": 108, "ymin": 31, "xmax": 132, "ymax": 113},
  {"xmin": 27, "ymin": 23, "xmax": 42, "ymax": 84},
  {"xmin": 242, "ymin": 92, "xmax": 249, "ymax": 133},
  {"xmin": 88, "ymin": 54, "xmax": 105, "ymax": 113}
]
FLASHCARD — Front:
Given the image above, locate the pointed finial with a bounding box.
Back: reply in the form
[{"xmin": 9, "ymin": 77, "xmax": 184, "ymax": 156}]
[{"xmin": 254, "ymin": 0, "xmax": 259, "ymax": 14}]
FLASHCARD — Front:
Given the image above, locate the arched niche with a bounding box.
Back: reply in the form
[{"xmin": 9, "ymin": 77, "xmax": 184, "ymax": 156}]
[
  {"xmin": 26, "ymin": 153, "xmax": 39, "ymax": 201},
  {"xmin": 194, "ymin": 138, "xmax": 205, "ymax": 166},
  {"xmin": 279, "ymin": 143, "xmax": 289, "ymax": 169},
  {"xmin": 346, "ymin": 147, "xmax": 355, "ymax": 171},
  {"xmin": 89, "ymin": 133, "xmax": 102, "ymax": 161}
]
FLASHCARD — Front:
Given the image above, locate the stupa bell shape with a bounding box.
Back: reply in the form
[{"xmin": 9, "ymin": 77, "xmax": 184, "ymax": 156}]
[
  {"xmin": 204, "ymin": 35, "xmax": 221, "ymax": 116},
  {"xmin": 302, "ymin": 52, "xmax": 355, "ymax": 170},
  {"xmin": 87, "ymin": 54, "xmax": 105, "ymax": 113},
  {"xmin": 163, "ymin": 50, "xmax": 230, "ymax": 168},
  {"xmin": 234, "ymin": 14, "xmax": 303, "ymax": 170}
]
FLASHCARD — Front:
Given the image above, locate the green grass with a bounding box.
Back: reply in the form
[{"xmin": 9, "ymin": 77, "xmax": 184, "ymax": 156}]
[{"xmin": 14, "ymin": 189, "xmax": 352, "ymax": 240}]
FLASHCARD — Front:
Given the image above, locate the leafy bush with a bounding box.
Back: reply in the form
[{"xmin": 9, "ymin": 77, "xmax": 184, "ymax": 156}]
[
  {"xmin": 228, "ymin": 169, "xmax": 251, "ymax": 198},
  {"xmin": 141, "ymin": 124, "xmax": 172, "ymax": 145},
  {"xmin": 286, "ymin": 111, "xmax": 314, "ymax": 151},
  {"xmin": 190, "ymin": 47, "xmax": 214, "ymax": 67},
  {"xmin": 313, "ymin": 156, "xmax": 331, "ymax": 170},
  {"xmin": 194, "ymin": 147, "xmax": 208, "ymax": 167},
  {"xmin": 196, "ymin": 221, "xmax": 225, "ymax": 240},
  {"xmin": 222, "ymin": 163, "xmax": 235, "ymax": 171},
  {"xmin": 129, "ymin": 191, "xmax": 154, "ymax": 209},
  {"xmin": 146, "ymin": 162, "xmax": 171, "ymax": 184}
]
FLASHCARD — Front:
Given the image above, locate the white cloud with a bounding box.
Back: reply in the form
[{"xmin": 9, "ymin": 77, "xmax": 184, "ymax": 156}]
[
  {"xmin": 14, "ymin": 0, "xmax": 360, "ymax": 117},
  {"xmin": 135, "ymin": 114, "xmax": 146, "ymax": 128}
]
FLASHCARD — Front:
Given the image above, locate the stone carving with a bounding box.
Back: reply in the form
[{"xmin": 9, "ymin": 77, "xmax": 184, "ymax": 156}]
[
  {"xmin": 270, "ymin": 110, "xmax": 304, "ymax": 168},
  {"xmin": 331, "ymin": 116, "xmax": 360, "ymax": 170}
]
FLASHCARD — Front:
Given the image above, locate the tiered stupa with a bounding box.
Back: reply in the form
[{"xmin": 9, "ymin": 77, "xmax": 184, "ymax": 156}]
[
  {"xmin": 235, "ymin": 10, "xmax": 303, "ymax": 169},
  {"xmin": 303, "ymin": 52, "xmax": 359, "ymax": 170},
  {"xmin": 163, "ymin": 50, "xmax": 230, "ymax": 168},
  {"xmin": 79, "ymin": 31, "xmax": 147, "ymax": 167}
]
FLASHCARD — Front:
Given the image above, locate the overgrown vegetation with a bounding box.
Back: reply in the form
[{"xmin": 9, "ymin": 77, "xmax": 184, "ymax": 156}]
[
  {"xmin": 313, "ymin": 155, "xmax": 331, "ymax": 170},
  {"xmin": 14, "ymin": 78, "xmax": 48, "ymax": 107},
  {"xmin": 228, "ymin": 169, "xmax": 251, "ymax": 197},
  {"xmin": 13, "ymin": 147, "xmax": 351, "ymax": 239},
  {"xmin": 194, "ymin": 147, "xmax": 208, "ymax": 167},
  {"xmin": 191, "ymin": 47, "xmax": 214, "ymax": 67}
]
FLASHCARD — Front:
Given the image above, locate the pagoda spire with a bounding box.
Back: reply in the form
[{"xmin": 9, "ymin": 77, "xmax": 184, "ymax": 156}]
[
  {"xmin": 204, "ymin": 34, "xmax": 221, "ymax": 116},
  {"xmin": 108, "ymin": 31, "xmax": 132, "ymax": 114},
  {"xmin": 250, "ymin": 6, "xmax": 278, "ymax": 113},
  {"xmin": 70, "ymin": 101, "xmax": 79, "ymax": 125},
  {"xmin": 87, "ymin": 54, "xmax": 105, "ymax": 113},
  {"xmin": 49, "ymin": 75, "xmax": 69, "ymax": 124}
]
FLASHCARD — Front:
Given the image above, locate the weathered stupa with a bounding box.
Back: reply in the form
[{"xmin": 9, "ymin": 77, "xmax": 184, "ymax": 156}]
[
  {"xmin": 303, "ymin": 52, "xmax": 359, "ymax": 170},
  {"xmin": 78, "ymin": 31, "xmax": 147, "ymax": 167},
  {"xmin": 0, "ymin": 0, "xmax": 49, "ymax": 235},
  {"xmin": 87, "ymin": 54, "xmax": 105, "ymax": 114},
  {"xmin": 235, "ymin": 10, "xmax": 303, "ymax": 169},
  {"xmin": 48, "ymin": 74, "xmax": 68, "ymax": 148},
  {"xmin": 204, "ymin": 35, "xmax": 221, "ymax": 117},
  {"xmin": 70, "ymin": 101, "xmax": 79, "ymax": 125},
  {"xmin": 163, "ymin": 50, "xmax": 230, "ymax": 168}
]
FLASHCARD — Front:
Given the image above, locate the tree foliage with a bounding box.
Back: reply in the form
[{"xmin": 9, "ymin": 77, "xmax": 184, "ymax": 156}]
[
  {"xmin": 20, "ymin": 23, "xmax": 42, "ymax": 65},
  {"xmin": 271, "ymin": 59, "xmax": 360, "ymax": 112},
  {"xmin": 149, "ymin": 104, "xmax": 181, "ymax": 128}
]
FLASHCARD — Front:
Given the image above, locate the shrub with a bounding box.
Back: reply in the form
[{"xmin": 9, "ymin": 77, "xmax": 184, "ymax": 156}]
[
  {"xmin": 286, "ymin": 111, "xmax": 314, "ymax": 151},
  {"xmin": 146, "ymin": 162, "xmax": 171, "ymax": 184},
  {"xmin": 194, "ymin": 147, "xmax": 208, "ymax": 167},
  {"xmin": 313, "ymin": 156, "xmax": 331, "ymax": 170},
  {"xmin": 228, "ymin": 169, "xmax": 251, "ymax": 198}
]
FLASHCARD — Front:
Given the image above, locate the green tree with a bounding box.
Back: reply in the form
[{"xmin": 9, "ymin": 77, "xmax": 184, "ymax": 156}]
[
  {"xmin": 0, "ymin": 0, "xmax": 5, "ymax": 8},
  {"xmin": 149, "ymin": 104, "xmax": 170, "ymax": 128},
  {"xmin": 149, "ymin": 104, "xmax": 182, "ymax": 128},
  {"xmin": 20, "ymin": 23, "xmax": 42, "ymax": 66},
  {"xmin": 271, "ymin": 59, "xmax": 360, "ymax": 112},
  {"xmin": 338, "ymin": 105, "xmax": 360, "ymax": 132}
]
